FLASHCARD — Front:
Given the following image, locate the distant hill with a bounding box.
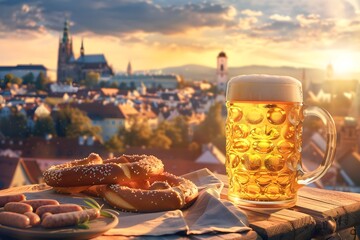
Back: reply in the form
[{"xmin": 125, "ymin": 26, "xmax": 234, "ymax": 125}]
[
  {"xmin": 145, "ymin": 64, "xmax": 327, "ymax": 83},
  {"xmin": 137, "ymin": 64, "xmax": 360, "ymax": 84}
]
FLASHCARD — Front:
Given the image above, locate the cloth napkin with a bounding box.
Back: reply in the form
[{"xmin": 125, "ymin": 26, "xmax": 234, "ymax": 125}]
[{"xmin": 9, "ymin": 168, "xmax": 251, "ymax": 237}]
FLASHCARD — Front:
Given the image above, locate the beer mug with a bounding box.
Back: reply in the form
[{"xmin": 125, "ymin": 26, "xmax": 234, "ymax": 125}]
[{"xmin": 225, "ymin": 75, "xmax": 336, "ymax": 208}]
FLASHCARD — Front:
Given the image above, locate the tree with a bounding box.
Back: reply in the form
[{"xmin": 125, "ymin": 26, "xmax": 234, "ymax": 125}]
[
  {"xmin": 104, "ymin": 135, "xmax": 124, "ymax": 153},
  {"xmin": 188, "ymin": 141, "xmax": 201, "ymax": 153},
  {"xmin": 54, "ymin": 106, "xmax": 102, "ymax": 140},
  {"xmin": 149, "ymin": 130, "xmax": 172, "ymax": 149},
  {"xmin": 120, "ymin": 117, "xmax": 152, "ymax": 147},
  {"xmin": 0, "ymin": 111, "xmax": 29, "ymax": 138},
  {"xmin": 0, "ymin": 73, "xmax": 15, "ymax": 89},
  {"xmin": 84, "ymin": 71, "xmax": 100, "ymax": 89},
  {"xmin": 208, "ymin": 84, "xmax": 219, "ymax": 95},
  {"xmin": 119, "ymin": 82, "xmax": 127, "ymax": 90},
  {"xmin": 172, "ymin": 116, "xmax": 190, "ymax": 147},
  {"xmin": 109, "ymin": 82, "xmax": 118, "ymax": 88},
  {"xmin": 65, "ymin": 78, "xmax": 73, "ymax": 85},
  {"xmin": 4, "ymin": 74, "xmax": 14, "ymax": 84},
  {"xmin": 156, "ymin": 120, "xmax": 181, "ymax": 148},
  {"xmin": 99, "ymin": 81, "xmax": 107, "ymax": 88},
  {"xmin": 35, "ymin": 71, "xmax": 50, "ymax": 91},
  {"xmin": 193, "ymin": 102, "xmax": 225, "ymax": 144},
  {"xmin": 22, "ymin": 72, "xmax": 35, "ymax": 85},
  {"xmin": 10, "ymin": 77, "xmax": 22, "ymax": 85},
  {"xmin": 33, "ymin": 116, "xmax": 56, "ymax": 137},
  {"xmin": 129, "ymin": 82, "xmax": 136, "ymax": 91}
]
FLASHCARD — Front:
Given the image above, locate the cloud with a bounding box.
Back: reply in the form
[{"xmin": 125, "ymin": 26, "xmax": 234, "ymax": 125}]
[
  {"xmin": 296, "ymin": 14, "xmax": 321, "ymax": 27},
  {"xmin": 240, "ymin": 9, "xmax": 263, "ymax": 17},
  {"xmin": 0, "ymin": 0, "xmax": 238, "ymax": 37},
  {"xmin": 238, "ymin": 17, "xmax": 259, "ymax": 30},
  {"xmin": 269, "ymin": 14, "xmax": 291, "ymax": 22},
  {"xmin": 224, "ymin": 5, "xmax": 237, "ymax": 20},
  {"xmin": 1, "ymin": 0, "xmax": 360, "ymax": 57},
  {"xmin": 0, "ymin": 2, "xmax": 44, "ymax": 34}
]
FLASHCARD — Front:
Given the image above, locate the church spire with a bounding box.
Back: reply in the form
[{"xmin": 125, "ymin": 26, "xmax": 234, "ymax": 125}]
[
  {"xmin": 127, "ymin": 61, "xmax": 132, "ymax": 75},
  {"xmin": 80, "ymin": 38, "xmax": 85, "ymax": 57},
  {"xmin": 62, "ymin": 19, "xmax": 70, "ymax": 44}
]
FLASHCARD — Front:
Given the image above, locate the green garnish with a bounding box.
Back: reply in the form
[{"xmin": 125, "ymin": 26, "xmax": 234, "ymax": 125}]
[
  {"xmin": 83, "ymin": 197, "xmax": 119, "ymax": 219},
  {"xmin": 77, "ymin": 223, "xmax": 90, "ymax": 229}
]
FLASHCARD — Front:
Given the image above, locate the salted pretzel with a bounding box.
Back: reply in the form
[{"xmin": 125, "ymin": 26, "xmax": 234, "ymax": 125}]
[
  {"xmin": 99, "ymin": 172, "xmax": 199, "ymax": 212},
  {"xmin": 43, "ymin": 153, "xmax": 164, "ymax": 187}
]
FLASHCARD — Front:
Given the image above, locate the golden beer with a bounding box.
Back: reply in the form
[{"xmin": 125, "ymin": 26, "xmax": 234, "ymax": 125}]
[{"xmin": 226, "ymin": 75, "xmax": 336, "ymax": 208}]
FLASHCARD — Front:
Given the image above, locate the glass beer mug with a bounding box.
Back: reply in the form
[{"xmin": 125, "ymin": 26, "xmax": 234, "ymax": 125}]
[{"xmin": 225, "ymin": 75, "xmax": 336, "ymax": 208}]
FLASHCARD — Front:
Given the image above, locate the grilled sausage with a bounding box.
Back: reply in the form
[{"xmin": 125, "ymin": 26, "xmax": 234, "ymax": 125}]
[
  {"xmin": 24, "ymin": 212, "xmax": 40, "ymax": 226},
  {"xmin": 36, "ymin": 204, "xmax": 83, "ymax": 217},
  {"xmin": 0, "ymin": 212, "xmax": 30, "ymax": 228},
  {"xmin": 41, "ymin": 208, "xmax": 100, "ymax": 228},
  {"xmin": 0, "ymin": 194, "xmax": 26, "ymax": 207},
  {"xmin": 41, "ymin": 212, "xmax": 52, "ymax": 221},
  {"xmin": 4, "ymin": 202, "xmax": 33, "ymax": 214},
  {"xmin": 22, "ymin": 199, "xmax": 59, "ymax": 211}
]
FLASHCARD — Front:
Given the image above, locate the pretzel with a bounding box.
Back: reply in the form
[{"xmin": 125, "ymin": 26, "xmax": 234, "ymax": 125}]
[
  {"xmin": 99, "ymin": 172, "xmax": 198, "ymax": 212},
  {"xmin": 43, "ymin": 153, "xmax": 164, "ymax": 187}
]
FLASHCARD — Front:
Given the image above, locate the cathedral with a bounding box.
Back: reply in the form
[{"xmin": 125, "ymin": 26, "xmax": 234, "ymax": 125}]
[{"xmin": 57, "ymin": 20, "xmax": 113, "ymax": 83}]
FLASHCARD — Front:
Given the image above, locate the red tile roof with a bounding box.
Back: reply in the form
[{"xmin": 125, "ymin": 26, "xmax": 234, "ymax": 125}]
[
  {"xmin": 0, "ymin": 157, "xmax": 20, "ymax": 189},
  {"xmin": 1, "ymin": 137, "xmax": 108, "ymax": 159},
  {"xmin": 20, "ymin": 159, "xmax": 43, "ymax": 184},
  {"xmin": 62, "ymin": 102, "xmax": 138, "ymax": 119},
  {"xmin": 100, "ymin": 88, "xmax": 119, "ymax": 96},
  {"xmin": 123, "ymin": 147, "xmax": 226, "ymax": 176}
]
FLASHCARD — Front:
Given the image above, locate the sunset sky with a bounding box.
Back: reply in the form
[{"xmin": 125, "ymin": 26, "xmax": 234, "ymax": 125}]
[{"xmin": 0, "ymin": 0, "xmax": 360, "ymax": 79}]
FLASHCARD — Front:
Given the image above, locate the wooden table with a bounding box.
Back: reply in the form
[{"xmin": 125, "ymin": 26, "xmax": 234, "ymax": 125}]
[
  {"xmin": 1, "ymin": 175, "xmax": 360, "ymax": 240},
  {"xmin": 216, "ymin": 174, "xmax": 360, "ymax": 240}
]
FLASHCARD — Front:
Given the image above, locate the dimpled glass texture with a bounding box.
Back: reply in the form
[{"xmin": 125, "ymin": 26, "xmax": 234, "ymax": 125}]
[{"xmin": 225, "ymin": 101, "xmax": 304, "ymax": 204}]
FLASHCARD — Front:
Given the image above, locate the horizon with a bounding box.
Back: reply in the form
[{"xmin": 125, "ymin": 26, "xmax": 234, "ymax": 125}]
[{"xmin": 0, "ymin": 0, "xmax": 359, "ymax": 80}]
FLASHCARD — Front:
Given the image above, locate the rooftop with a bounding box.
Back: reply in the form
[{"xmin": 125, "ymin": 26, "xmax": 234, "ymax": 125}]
[
  {"xmin": 76, "ymin": 54, "xmax": 107, "ymax": 64},
  {"xmin": 0, "ymin": 64, "xmax": 47, "ymax": 71}
]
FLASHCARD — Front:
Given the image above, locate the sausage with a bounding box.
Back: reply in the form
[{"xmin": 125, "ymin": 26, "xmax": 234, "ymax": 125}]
[
  {"xmin": 41, "ymin": 212, "xmax": 52, "ymax": 221},
  {"xmin": 41, "ymin": 208, "xmax": 100, "ymax": 228},
  {"xmin": 36, "ymin": 204, "xmax": 83, "ymax": 217},
  {"xmin": 4, "ymin": 202, "xmax": 33, "ymax": 214},
  {"xmin": 0, "ymin": 212, "xmax": 30, "ymax": 228},
  {"xmin": 0, "ymin": 194, "xmax": 26, "ymax": 207},
  {"xmin": 24, "ymin": 212, "xmax": 40, "ymax": 226},
  {"xmin": 21, "ymin": 199, "xmax": 59, "ymax": 211}
]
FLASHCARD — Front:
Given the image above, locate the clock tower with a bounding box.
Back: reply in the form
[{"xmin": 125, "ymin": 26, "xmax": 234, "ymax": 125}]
[{"xmin": 217, "ymin": 51, "xmax": 228, "ymax": 92}]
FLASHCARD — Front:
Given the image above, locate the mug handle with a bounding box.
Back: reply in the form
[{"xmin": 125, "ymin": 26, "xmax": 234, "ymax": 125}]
[{"xmin": 297, "ymin": 106, "xmax": 337, "ymax": 185}]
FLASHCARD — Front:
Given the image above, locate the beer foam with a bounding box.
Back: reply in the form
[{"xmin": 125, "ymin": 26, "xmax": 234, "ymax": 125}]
[{"xmin": 226, "ymin": 74, "xmax": 303, "ymax": 102}]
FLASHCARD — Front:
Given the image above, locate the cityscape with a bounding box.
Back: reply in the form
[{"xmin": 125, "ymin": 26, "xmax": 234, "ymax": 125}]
[{"xmin": 0, "ymin": 0, "xmax": 359, "ymax": 196}]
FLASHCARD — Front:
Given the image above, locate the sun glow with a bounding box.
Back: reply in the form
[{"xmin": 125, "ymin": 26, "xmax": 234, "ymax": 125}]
[{"xmin": 330, "ymin": 51, "xmax": 357, "ymax": 75}]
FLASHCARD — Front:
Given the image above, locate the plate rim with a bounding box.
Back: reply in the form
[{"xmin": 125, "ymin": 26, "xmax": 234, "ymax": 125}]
[{"xmin": 0, "ymin": 211, "xmax": 119, "ymax": 239}]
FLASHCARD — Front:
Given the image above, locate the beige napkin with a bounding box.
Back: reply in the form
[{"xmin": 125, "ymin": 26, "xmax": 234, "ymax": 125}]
[
  {"xmin": 11, "ymin": 168, "xmax": 251, "ymax": 236},
  {"xmin": 103, "ymin": 169, "xmax": 251, "ymax": 236}
]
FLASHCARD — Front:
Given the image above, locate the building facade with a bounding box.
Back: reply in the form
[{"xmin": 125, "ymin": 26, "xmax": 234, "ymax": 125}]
[
  {"xmin": 110, "ymin": 74, "xmax": 181, "ymax": 90},
  {"xmin": 57, "ymin": 20, "xmax": 113, "ymax": 83},
  {"xmin": 0, "ymin": 65, "xmax": 47, "ymax": 80}
]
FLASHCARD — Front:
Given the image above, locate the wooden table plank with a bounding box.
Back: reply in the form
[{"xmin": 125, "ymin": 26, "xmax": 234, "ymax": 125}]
[
  {"xmin": 98, "ymin": 232, "xmax": 260, "ymax": 240},
  {"xmin": 294, "ymin": 187, "xmax": 360, "ymax": 236},
  {"xmin": 216, "ymin": 173, "xmax": 360, "ymax": 239},
  {"xmin": 92, "ymin": 231, "xmax": 260, "ymax": 240}
]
